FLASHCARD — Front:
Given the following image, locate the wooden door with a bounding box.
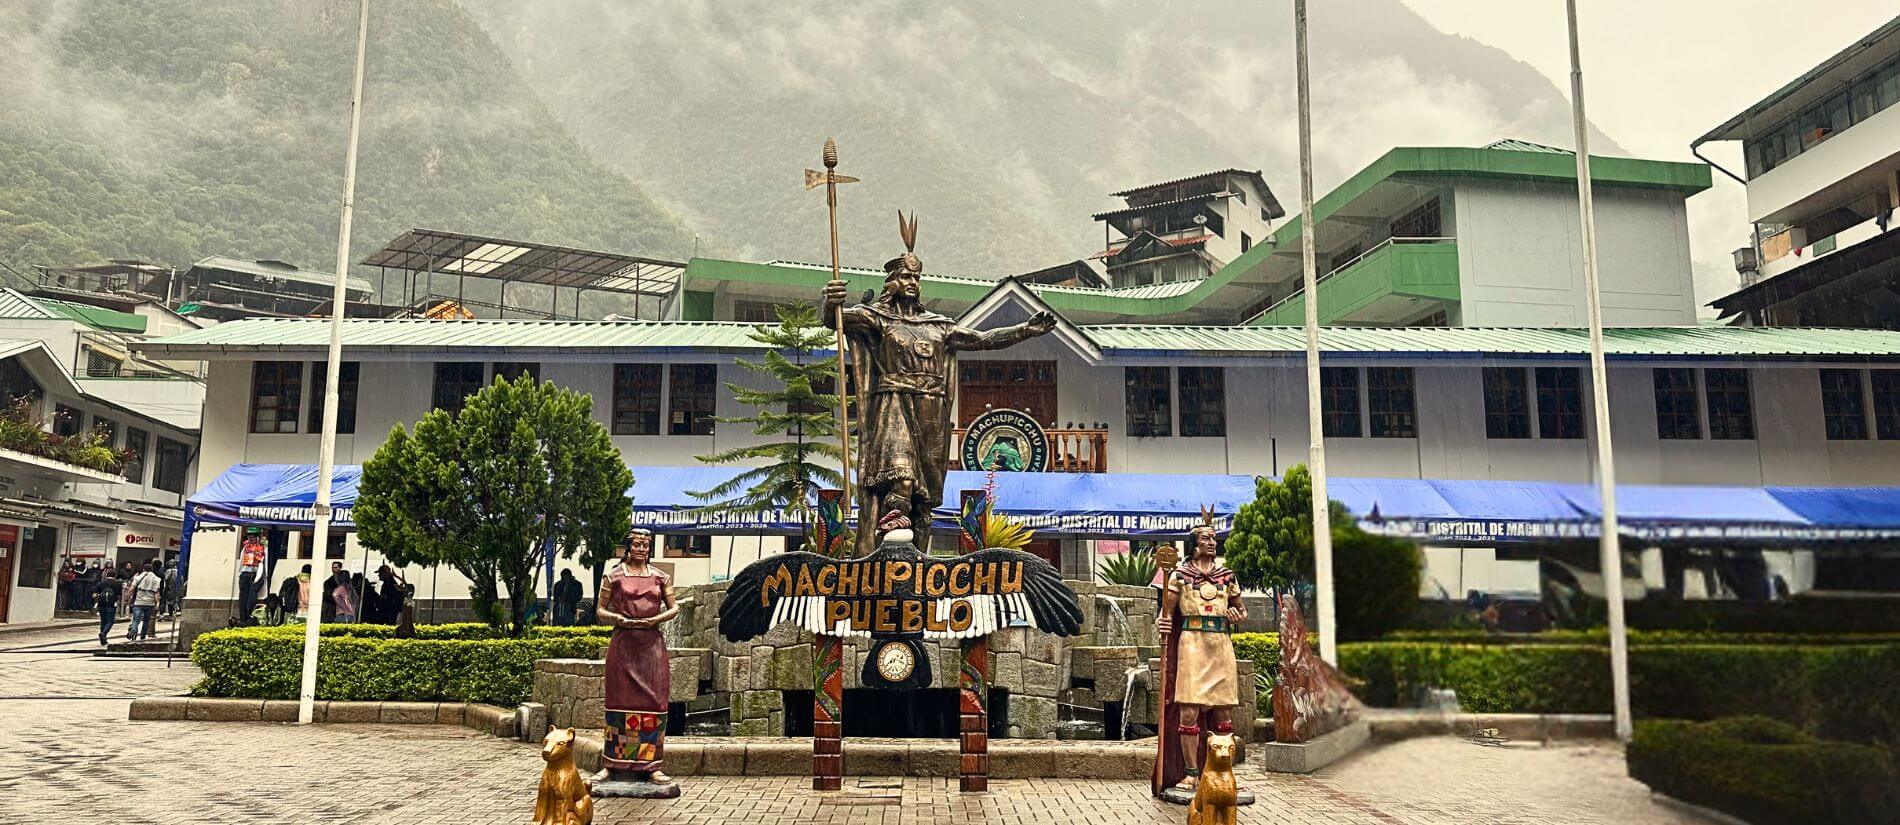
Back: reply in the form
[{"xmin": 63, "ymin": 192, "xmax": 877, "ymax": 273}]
[{"xmin": 958, "ymin": 360, "xmax": 1058, "ymax": 427}]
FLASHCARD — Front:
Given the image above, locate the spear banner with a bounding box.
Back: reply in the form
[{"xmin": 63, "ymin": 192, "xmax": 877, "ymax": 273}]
[{"xmin": 806, "ymin": 140, "xmax": 860, "ymax": 541}]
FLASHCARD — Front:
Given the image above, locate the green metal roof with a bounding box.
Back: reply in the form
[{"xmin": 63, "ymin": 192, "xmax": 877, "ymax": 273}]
[
  {"xmin": 36, "ymin": 298, "xmax": 147, "ymax": 334},
  {"xmin": 132, "ymin": 317, "xmax": 781, "ymax": 355},
  {"xmin": 132, "ymin": 316, "xmax": 1900, "ymax": 363},
  {"xmin": 0, "ymin": 289, "xmax": 147, "ymax": 333},
  {"xmin": 1081, "ymin": 325, "xmax": 1900, "ymax": 359}
]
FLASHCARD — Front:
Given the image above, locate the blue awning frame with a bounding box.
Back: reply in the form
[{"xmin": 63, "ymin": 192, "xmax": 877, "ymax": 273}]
[{"xmin": 178, "ymin": 463, "xmax": 1900, "ymax": 579}]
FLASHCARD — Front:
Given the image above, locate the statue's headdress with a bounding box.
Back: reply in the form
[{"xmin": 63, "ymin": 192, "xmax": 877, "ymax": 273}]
[
  {"xmin": 1191, "ymin": 504, "xmax": 1218, "ymax": 537},
  {"xmin": 883, "ymin": 210, "xmax": 922, "ymax": 277}
]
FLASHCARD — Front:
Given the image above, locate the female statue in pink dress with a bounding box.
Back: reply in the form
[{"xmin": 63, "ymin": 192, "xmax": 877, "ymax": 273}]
[{"xmin": 593, "ymin": 528, "xmax": 681, "ymax": 798}]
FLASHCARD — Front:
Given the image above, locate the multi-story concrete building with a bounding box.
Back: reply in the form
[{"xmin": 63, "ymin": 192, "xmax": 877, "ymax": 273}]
[
  {"xmin": 1698, "ymin": 15, "xmax": 1900, "ymax": 326},
  {"xmin": 675, "ymin": 141, "xmax": 1709, "ymax": 329},
  {"xmin": 0, "ymin": 288, "xmax": 201, "ymax": 625},
  {"xmin": 1091, "ymin": 169, "xmax": 1285, "ymax": 288}
]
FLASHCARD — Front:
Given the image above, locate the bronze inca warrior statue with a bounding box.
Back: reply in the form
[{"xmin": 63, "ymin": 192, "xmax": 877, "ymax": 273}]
[{"xmin": 824, "ymin": 211, "xmax": 1056, "ymax": 555}]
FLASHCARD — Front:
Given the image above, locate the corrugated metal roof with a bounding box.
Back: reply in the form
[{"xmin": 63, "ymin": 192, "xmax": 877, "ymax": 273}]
[
  {"xmin": 1081, "ymin": 325, "xmax": 1900, "ymax": 358},
  {"xmin": 1109, "ymin": 168, "xmax": 1265, "ymax": 197},
  {"xmin": 188, "ymin": 256, "xmax": 375, "ymax": 296},
  {"xmin": 0, "ymin": 289, "xmax": 62, "ymax": 320},
  {"xmin": 36, "ymin": 298, "xmax": 147, "ymax": 333},
  {"xmin": 132, "ymin": 318, "xmax": 783, "ymax": 354},
  {"xmin": 1483, "ymin": 138, "xmax": 1571, "ymax": 154}
]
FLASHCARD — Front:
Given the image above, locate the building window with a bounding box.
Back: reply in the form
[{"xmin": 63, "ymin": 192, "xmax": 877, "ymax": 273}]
[
  {"xmin": 1390, "ymin": 197, "xmax": 1442, "ymax": 238},
  {"xmin": 1873, "ymin": 370, "xmax": 1900, "ymax": 440},
  {"xmin": 53, "ymin": 403, "xmax": 84, "ymax": 437},
  {"xmin": 124, "ymin": 428, "xmax": 149, "ymax": 485},
  {"xmin": 734, "ymin": 300, "xmax": 779, "ymax": 323},
  {"xmin": 1124, "ymin": 367, "xmax": 1172, "ymax": 437},
  {"xmin": 1703, "ymin": 368, "xmax": 1755, "ymax": 441},
  {"xmin": 153, "ymin": 437, "xmax": 190, "ymax": 494},
  {"xmin": 0, "ymin": 358, "xmax": 42, "ymax": 404},
  {"xmin": 492, "ymin": 362, "xmax": 540, "ymax": 384},
  {"xmin": 1820, "ymin": 368, "xmax": 1868, "ymax": 440},
  {"xmin": 664, "ymin": 534, "xmax": 712, "ymax": 558},
  {"xmin": 1366, "ymin": 367, "xmax": 1416, "ymax": 438},
  {"xmin": 84, "ymin": 347, "xmax": 122, "ymax": 377},
  {"xmin": 432, "ymin": 362, "xmax": 485, "ymax": 416},
  {"xmin": 92, "ymin": 416, "xmax": 118, "ymax": 446},
  {"xmin": 613, "ymin": 364, "xmax": 663, "ymax": 435},
  {"xmin": 1653, "ymin": 368, "xmax": 1701, "ymax": 440},
  {"xmin": 1239, "ymin": 232, "xmax": 1252, "ymax": 254},
  {"xmin": 1320, "ymin": 367, "xmax": 1361, "ymax": 438},
  {"xmin": 1535, "ymin": 367, "xmax": 1584, "ymax": 440},
  {"xmin": 1177, "ymin": 367, "xmax": 1226, "ymax": 437},
  {"xmin": 668, "ymin": 364, "xmax": 717, "ymax": 436},
  {"xmin": 249, "ymin": 361, "xmax": 302, "ymax": 433},
  {"xmin": 1483, "ymin": 367, "xmax": 1530, "ymax": 439},
  {"xmin": 307, "ymin": 362, "xmax": 360, "ymax": 435},
  {"xmin": 297, "ymin": 531, "xmax": 347, "ymax": 560},
  {"xmin": 16, "ymin": 526, "xmax": 55, "ymax": 591}
]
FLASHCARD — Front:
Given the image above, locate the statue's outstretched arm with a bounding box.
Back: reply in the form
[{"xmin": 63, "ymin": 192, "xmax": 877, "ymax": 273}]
[{"xmin": 948, "ymin": 311, "xmax": 1057, "ymax": 352}]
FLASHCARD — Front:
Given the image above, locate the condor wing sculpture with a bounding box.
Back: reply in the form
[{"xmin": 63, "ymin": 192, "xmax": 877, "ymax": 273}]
[{"xmin": 719, "ymin": 542, "xmax": 1083, "ymax": 643}]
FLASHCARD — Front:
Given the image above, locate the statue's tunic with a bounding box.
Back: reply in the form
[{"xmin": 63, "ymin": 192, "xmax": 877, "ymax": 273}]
[
  {"xmin": 1167, "ymin": 564, "xmax": 1241, "ymax": 707},
  {"xmin": 602, "ymin": 566, "xmax": 671, "ymax": 772}
]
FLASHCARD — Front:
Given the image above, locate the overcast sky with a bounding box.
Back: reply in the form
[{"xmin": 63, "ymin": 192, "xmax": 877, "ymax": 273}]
[{"xmin": 1403, "ymin": 2, "xmax": 1897, "ymax": 313}]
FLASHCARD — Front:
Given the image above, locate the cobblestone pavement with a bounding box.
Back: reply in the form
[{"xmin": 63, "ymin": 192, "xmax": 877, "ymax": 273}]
[{"xmin": 0, "ymin": 627, "xmax": 1697, "ymax": 825}]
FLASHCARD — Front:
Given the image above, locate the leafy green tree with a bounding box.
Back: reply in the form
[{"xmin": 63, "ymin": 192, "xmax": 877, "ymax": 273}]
[
  {"xmin": 355, "ymin": 375, "xmax": 632, "ymax": 635},
  {"xmin": 1224, "ymin": 464, "xmax": 1421, "ymax": 639},
  {"xmin": 690, "ymin": 302, "xmax": 844, "ymax": 526}
]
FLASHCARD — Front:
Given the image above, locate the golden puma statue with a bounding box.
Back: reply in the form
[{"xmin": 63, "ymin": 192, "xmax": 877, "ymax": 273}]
[
  {"xmin": 534, "ymin": 727, "xmax": 594, "ymax": 825},
  {"xmin": 1187, "ymin": 733, "xmax": 1238, "ymax": 825}
]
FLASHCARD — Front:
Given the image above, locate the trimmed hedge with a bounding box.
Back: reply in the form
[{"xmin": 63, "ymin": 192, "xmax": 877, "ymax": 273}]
[
  {"xmin": 1628, "ymin": 717, "xmax": 1898, "ymax": 825},
  {"xmin": 1334, "ymin": 641, "xmax": 1900, "ymax": 749},
  {"xmin": 191, "ymin": 626, "xmax": 607, "ymax": 706},
  {"xmin": 1387, "ymin": 628, "xmax": 1900, "ymax": 646},
  {"xmin": 249, "ymin": 622, "xmax": 610, "ymax": 641}
]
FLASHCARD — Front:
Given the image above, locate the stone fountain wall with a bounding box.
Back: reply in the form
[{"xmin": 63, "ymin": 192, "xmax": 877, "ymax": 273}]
[{"xmin": 532, "ymin": 580, "xmax": 1254, "ymax": 741}]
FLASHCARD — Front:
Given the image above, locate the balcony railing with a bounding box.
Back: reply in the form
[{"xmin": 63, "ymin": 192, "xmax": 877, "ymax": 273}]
[
  {"xmin": 1239, "ymin": 235, "xmax": 1455, "ymax": 324},
  {"xmin": 951, "ymin": 427, "xmax": 1109, "ymax": 473}
]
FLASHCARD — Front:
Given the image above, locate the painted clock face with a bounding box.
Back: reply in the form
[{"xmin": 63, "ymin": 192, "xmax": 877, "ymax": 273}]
[{"xmin": 875, "ymin": 641, "xmax": 915, "ymax": 682}]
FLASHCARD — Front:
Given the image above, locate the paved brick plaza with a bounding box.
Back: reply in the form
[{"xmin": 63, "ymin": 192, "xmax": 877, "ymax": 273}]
[{"xmin": 0, "ymin": 625, "xmax": 1698, "ymax": 825}]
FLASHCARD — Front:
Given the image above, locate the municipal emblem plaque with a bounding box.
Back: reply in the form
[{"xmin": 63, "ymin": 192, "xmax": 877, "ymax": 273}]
[{"xmin": 961, "ymin": 409, "xmax": 1050, "ymax": 473}]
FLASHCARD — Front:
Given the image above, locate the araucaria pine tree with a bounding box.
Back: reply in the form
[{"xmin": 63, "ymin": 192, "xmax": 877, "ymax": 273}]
[{"xmin": 690, "ymin": 302, "xmax": 845, "ymax": 525}]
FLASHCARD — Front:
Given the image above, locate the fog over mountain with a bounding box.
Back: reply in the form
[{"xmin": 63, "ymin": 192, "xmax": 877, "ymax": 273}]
[
  {"xmin": 0, "ymin": 0, "xmax": 699, "ymax": 295},
  {"xmin": 460, "ymin": 0, "xmax": 1623, "ymax": 276}
]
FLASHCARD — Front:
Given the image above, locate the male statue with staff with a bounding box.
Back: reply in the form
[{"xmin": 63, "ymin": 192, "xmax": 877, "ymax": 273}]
[{"xmin": 823, "ymin": 210, "xmax": 1056, "ymax": 555}]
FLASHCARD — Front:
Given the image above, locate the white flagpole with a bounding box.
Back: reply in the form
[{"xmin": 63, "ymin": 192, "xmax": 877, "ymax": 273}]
[
  {"xmin": 1294, "ymin": 0, "xmax": 1337, "ymax": 664},
  {"xmin": 300, "ymin": 0, "xmax": 370, "ymax": 725},
  {"xmin": 1565, "ymin": 0, "xmax": 1632, "ymax": 742}
]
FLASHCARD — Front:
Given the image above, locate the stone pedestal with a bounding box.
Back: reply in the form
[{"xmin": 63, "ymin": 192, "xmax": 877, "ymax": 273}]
[{"xmin": 590, "ymin": 768, "xmax": 681, "ymax": 799}]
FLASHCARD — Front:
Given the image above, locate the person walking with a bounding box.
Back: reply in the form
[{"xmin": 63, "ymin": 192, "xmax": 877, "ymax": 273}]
[
  {"xmin": 91, "ymin": 569, "xmax": 123, "ymax": 646},
  {"xmin": 375, "ymin": 565, "xmax": 406, "ymax": 624},
  {"xmin": 128, "ymin": 563, "xmax": 163, "ymax": 640},
  {"xmin": 162, "ymin": 558, "xmax": 182, "ymax": 618}
]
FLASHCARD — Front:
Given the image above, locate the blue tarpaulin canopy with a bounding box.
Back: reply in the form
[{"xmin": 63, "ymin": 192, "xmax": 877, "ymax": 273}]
[{"xmin": 179, "ymin": 463, "xmax": 1900, "ymax": 577}]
